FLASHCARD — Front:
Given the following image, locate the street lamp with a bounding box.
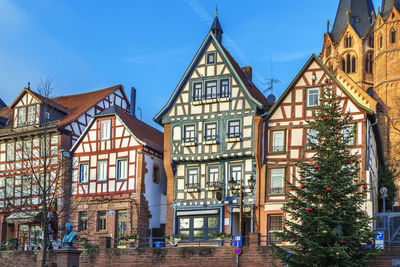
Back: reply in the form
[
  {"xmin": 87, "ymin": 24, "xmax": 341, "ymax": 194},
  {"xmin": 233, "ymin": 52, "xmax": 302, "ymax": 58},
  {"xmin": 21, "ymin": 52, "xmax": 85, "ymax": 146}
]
[
  {"xmin": 228, "ymin": 174, "xmax": 255, "ymax": 238},
  {"xmin": 380, "ymin": 187, "xmax": 388, "ymax": 213}
]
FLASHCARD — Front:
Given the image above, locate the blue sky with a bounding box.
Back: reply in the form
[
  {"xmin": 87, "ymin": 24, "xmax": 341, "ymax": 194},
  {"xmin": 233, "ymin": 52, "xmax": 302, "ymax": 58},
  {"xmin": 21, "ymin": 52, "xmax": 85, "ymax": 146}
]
[{"xmin": 0, "ymin": 0, "xmax": 382, "ymax": 130}]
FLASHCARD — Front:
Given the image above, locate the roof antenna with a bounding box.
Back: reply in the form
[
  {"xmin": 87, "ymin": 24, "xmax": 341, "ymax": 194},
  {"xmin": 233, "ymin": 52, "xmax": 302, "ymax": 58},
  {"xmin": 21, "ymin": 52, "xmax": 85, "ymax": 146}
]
[
  {"xmin": 263, "ymin": 58, "xmax": 279, "ymax": 104},
  {"xmin": 27, "ymin": 82, "xmax": 30, "ymax": 90}
]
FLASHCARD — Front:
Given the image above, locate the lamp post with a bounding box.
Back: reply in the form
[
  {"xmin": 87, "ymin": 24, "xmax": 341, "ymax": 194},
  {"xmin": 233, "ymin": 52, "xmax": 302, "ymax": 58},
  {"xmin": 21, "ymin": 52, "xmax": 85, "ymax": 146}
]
[
  {"xmin": 228, "ymin": 175, "xmax": 255, "ymax": 238},
  {"xmin": 380, "ymin": 187, "xmax": 388, "ymax": 213}
]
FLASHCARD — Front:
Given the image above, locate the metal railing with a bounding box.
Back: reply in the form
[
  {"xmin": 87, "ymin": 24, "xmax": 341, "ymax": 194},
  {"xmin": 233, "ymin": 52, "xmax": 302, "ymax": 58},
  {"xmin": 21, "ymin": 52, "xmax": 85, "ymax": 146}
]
[{"xmin": 375, "ymin": 212, "xmax": 400, "ymax": 245}]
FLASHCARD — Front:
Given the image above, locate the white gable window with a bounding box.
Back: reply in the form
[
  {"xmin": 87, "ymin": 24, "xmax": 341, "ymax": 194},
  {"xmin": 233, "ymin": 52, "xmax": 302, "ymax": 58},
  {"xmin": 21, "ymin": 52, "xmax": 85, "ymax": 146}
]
[
  {"xmin": 271, "ymin": 130, "xmax": 285, "ymax": 153},
  {"xmin": 220, "ymin": 79, "xmax": 230, "ymax": 98},
  {"xmin": 117, "ymin": 159, "xmax": 128, "ymax": 180},
  {"xmin": 27, "ymin": 106, "xmax": 36, "ymax": 125},
  {"xmin": 206, "ymin": 52, "xmax": 215, "ymax": 64},
  {"xmin": 192, "ymin": 82, "xmax": 202, "ymax": 101},
  {"xmin": 18, "ymin": 107, "xmax": 26, "ymax": 127},
  {"xmin": 79, "ymin": 163, "xmax": 89, "ymax": 183},
  {"xmin": 307, "ymin": 88, "xmax": 320, "ymax": 107},
  {"xmin": 100, "ymin": 120, "xmax": 111, "ymax": 141},
  {"xmin": 97, "ymin": 160, "xmax": 108, "ymax": 182}
]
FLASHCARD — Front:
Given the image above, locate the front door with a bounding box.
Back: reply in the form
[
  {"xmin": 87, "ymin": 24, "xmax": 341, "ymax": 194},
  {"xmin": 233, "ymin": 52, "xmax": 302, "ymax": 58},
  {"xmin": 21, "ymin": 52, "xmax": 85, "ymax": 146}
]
[{"xmin": 18, "ymin": 225, "xmax": 29, "ymax": 250}]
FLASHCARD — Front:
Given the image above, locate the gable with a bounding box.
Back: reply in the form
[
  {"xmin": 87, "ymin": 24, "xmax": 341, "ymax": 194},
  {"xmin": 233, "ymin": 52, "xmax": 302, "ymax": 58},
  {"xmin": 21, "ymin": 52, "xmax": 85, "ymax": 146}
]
[{"xmin": 14, "ymin": 92, "xmax": 39, "ymax": 107}]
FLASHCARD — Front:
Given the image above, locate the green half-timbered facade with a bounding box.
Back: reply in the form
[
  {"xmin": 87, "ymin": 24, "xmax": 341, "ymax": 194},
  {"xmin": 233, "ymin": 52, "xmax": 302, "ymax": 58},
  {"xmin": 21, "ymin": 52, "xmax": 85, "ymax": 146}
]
[{"xmin": 154, "ymin": 16, "xmax": 269, "ymax": 241}]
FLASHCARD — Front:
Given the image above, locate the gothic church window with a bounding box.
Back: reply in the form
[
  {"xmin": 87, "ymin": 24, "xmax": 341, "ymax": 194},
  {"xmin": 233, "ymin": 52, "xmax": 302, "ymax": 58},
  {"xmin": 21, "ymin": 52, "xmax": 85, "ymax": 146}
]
[
  {"xmin": 344, "ymin": 35, "xmax": 352, "ymax": 48},
  {"xmin": 326, "ymin": 45, "xmax": 331, "ymax": 57},
  {"xmin": 391, "ymin": 28, "xmax": 396, "ymax": 44},
  {"xmin": 379, "ymin": 34, "xmax": 383, "ymax": 48},
  {"xmin": 365, "ymin": 52, "xmax": 373, "ymax": 74},
  {"xmin": 342, "ymin": 54, "xmax": 356, "ymax": 74},
  {"xmin": 369, "ymin": 35, "xmax": 374, "ymax": 48}
]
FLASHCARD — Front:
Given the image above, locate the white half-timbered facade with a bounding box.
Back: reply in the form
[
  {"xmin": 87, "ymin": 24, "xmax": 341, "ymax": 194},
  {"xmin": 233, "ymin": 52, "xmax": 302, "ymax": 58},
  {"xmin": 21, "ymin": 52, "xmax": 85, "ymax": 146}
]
[
  {"xmin": 261, "ymin": 55, "xmax": 381, "ymax": 238},
  {"xmin": 71, "ymin": 106, "xmax": 166, "ymax": 242}
]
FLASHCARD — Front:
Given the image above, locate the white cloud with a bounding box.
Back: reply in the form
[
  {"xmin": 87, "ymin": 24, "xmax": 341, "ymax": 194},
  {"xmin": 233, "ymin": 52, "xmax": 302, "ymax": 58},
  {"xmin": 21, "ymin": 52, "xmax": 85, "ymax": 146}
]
[{"xmin": 185, "ymin": 0, "xmax": 212, "ymax": 25}]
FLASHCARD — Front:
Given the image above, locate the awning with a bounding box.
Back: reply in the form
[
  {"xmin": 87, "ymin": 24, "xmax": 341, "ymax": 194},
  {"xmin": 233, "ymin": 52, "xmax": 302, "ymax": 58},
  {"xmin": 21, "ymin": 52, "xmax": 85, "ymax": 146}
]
[{"xmin": 6, "ymin": 211, "xmax": 41, "ymax": 224}]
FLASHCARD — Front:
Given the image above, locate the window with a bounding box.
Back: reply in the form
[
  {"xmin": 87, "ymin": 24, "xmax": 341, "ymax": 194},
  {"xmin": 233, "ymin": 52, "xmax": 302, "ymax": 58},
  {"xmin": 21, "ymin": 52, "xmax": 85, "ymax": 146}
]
[
  {"xmin": 18, "ymin": 107, "xmax": 26, "ymax": 126},
  {"xmin": 326, "ymin": 45, "xmax": 331, "ymax": 57},
  {"xmin": 391, "ymin": 29, "xmax": 396, "ymax": 44},
  {"xmin": 117, "ymin": 159, "xmax": 128, "ymax": 180},
  {"xmin": 178, "ymin": 215, "xmax": 219, "ymax": 241},
  {"xmin": 97, "ymin": 160, "xmax": 108, "ymax": 182},
  {"xmin": 204, "ymin": 122, "xmax": 217, "ymax": 141},
  {"xmin": 184, "ymin": 125, "xmax": 195, "ymax": 142},
  {"xmin": 97, "ymin": 211, "xmax": 107, "ymax": 231},
  {"xmin": 268, "ymin": 215, "xmax": 283, "ymax": 244},
  {"xmin": 206, "ymin": 53, "xmax": 215, "ymax": 64},
  {"xmin": 23, "ymin": 140, "xmax": 32, "ymax": 160},
  {"xmin": 369, "ymin": 35, "xmax": 374, "ymax": 48},
  {"xmin": 153, "ymin": 166, "xmax": 160, "ymax": 184},
  {"xmin": 79, "ymin": 163, "xmax": 89, "ymax": 183},
  {"xmin": 100, "ymin": 120, "xmax": 111, "ymax": 141},
  {"xmin": 366, "ymin": 52, "xmax": 373, "ymax": 74},
  {"xmin": 230, "ymin": 165, "xmax": 242, "ymax": 183},
  {"xmin": 346, "ymin": 54, "xmax": 351, "ymax": 73},
  {"xmin": 117, "ymin": 210, "xmax": 127, "ymax": 240},
  {"xmin": 307, "ymin": 88, "xmax": 319, "ymax": 107},
  {"xmin": 306, "ymin": 129, "xmax": 318, "ymax": 150},
  {"xmin": 187, "ymin": 168, "xmax": 199, "ymax": 189},
  {"xmin": 0, "ymin": 179, "xmax": 4, "ymax": 199},
  {"xmin": 379, "ymin": 34, "xmax": 383, "ymax": 48},
  {"xmin": 271, "ymin": 130, "xmax": 285, "ymax": 152},
  {"xmin": 208, "ymin": 166, "xmax": 219, "ymax": 187},
  {"xmin": 22, "ymin": 176, "xmax": 31, "ymax": 197},
  {"xmin": 27, "ymin": 106, "xmax": 36, "ymax": 125},
  {"xmin": 205, "ymin": 80, "xmax": 217, "ymax": 99},
  {"xmin": 78, "ymin": 211, "xmax": 88, "ymax": 231},
  {"xmin": 6, "ymin": 143, "xmax": 14, "ymax": 162},
  {"xmin": 5, "ymin": 177, "xmax": 14, "ymax": 198},
  {"xmin": 351, "ymin": 56, "xmax": 356, "ymax": 73},
  {"xmin": 344, "ymin": 35, "xmax": 352, "ymax": 48},
  {"xmin": 220, "ymin": 79, "xmax": 230, "ymax": 98},
  {"xmin": 40, "ymin": 136, "xmax": 51, "ymax": 157},
  {"xmin": 193, "ymin": 82, "xmax": 202, "ymax": 101},
  {"xmin": 342, "ymin": 125, "xmax": 355, "ymax": 146},
  {"xmin": 228, "ymin": 120, "xmax": 241, "ymax": 138},
  {"xmin": 269, "ymin": 169, "xmax": 284, "ymax": 195}
]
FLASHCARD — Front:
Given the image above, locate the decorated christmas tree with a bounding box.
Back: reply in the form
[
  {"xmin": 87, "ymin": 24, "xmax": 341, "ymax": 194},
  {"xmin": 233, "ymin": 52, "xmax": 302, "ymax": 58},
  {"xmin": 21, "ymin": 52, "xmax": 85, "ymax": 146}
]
[{"xmin": 272, "ymin": 85, "xmax": 379, "ymax": 266}]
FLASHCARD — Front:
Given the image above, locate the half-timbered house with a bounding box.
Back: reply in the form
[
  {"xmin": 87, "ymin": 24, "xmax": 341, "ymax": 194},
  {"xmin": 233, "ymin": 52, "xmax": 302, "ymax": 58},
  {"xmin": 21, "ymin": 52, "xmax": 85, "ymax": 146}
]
[
  {"xmin": 0, "ymin": 85, "xmax": 130, "ymax": 246},
  {"xmin": 261, "ymin": 55, "xmax": 381, "ymax": 240},
  {"xmin": 70, "ymin": 104, "xmax": 166, "ymax": 243},
  {"xmin": 154, "ymin": 16, "xmax": 269, "ymax": 241}
]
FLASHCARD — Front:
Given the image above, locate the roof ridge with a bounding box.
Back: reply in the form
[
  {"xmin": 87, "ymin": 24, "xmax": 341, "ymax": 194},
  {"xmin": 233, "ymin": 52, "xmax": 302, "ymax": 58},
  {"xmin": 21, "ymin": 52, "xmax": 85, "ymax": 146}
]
[{"xmin": 52, "ymin": 85, "xmax": 121, "ymax": 100}]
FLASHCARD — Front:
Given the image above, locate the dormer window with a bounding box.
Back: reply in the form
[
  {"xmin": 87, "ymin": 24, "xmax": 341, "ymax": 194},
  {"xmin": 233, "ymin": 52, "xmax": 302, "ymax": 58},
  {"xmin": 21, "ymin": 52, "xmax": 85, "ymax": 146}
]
[
  {"xmin": 27, "ymin": 106, "xmax": 36, "ymax": 124},
  {"xmin": 18, "ymin": 107, "xmax": 26, "ymax": 127}
]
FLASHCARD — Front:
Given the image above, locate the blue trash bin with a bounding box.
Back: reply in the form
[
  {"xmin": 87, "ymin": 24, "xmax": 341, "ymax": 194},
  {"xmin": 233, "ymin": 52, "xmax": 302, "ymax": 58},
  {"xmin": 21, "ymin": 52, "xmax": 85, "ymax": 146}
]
[{"xmin": 154, "ymin": 241, "xmax": 165, "ymax": 248}]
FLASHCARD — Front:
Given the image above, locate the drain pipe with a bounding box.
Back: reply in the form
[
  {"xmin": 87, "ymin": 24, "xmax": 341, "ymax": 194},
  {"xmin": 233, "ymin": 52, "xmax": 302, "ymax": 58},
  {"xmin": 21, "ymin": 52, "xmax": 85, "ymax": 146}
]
[{"xmin": 59, "ymin": 149, "xmax": 64, "ymax": 247}]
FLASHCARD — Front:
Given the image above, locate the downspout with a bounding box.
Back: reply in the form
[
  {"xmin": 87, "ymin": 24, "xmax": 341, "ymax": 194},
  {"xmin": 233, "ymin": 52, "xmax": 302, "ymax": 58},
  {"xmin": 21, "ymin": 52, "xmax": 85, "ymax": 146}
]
[{"xmin": 59, "ymin": 149, "xmax": 64, "ymax": 247}]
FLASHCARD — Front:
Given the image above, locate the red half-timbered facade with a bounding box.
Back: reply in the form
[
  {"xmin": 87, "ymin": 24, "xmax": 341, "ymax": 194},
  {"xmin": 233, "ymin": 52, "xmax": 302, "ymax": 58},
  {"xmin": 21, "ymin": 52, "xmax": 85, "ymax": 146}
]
[
  {"xmin": 70, "ymin": 106, "xmax": 166, "ymax": 243},
  {"xmin": 0, "ymin": 85, "xmax": 130, "ymax": 247},
  {"xmin": 259, "ymin": 55, "xmax": 382, "ymax": 239}
]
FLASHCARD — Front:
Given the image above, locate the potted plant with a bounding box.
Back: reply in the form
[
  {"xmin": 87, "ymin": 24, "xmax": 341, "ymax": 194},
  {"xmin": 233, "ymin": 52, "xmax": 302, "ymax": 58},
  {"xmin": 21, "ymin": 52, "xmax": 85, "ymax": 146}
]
[
  {"xmin": 118, "ymin": 236, "xmax": 128, "ymax": 245},
  {"xmin": 126, "ymin": 234, "xmax": 137, "ymax": 243},
  {"xmin": 213, "ymin": 233, "xmax": 234, "ymax": 241},
  {"xmin": 164, "ymin": 234, "xmax": 182, "ymax": 246},
  {"xmin": 5, "ymin": 238, "xmax": 18, "ymax": 250}
]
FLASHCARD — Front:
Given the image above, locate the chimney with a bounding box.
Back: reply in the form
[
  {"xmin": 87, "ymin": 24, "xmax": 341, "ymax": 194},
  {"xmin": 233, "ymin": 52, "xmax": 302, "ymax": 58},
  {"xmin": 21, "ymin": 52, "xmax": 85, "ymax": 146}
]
[
  {"xmin": 241, "ymin": 66, "xmax": 252, "ymax": 81},
  {"xmin": 130, "ymin": 87, "xmax": 136, "ymax": 117}
]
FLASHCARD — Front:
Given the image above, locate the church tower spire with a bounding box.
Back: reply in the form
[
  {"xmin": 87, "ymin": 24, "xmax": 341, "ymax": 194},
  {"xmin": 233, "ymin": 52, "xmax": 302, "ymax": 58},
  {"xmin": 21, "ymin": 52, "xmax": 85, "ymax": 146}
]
[
  {"xmin": 381, "ymin": 0, "xmax": 400, "ymax": 19},
  {"xmin": 211, "ymin": 12, "xmax": 223, "ymax": 43},
  {"xmin": 330, "ymin": 0, "xmax": 375, "ymax": 42}
]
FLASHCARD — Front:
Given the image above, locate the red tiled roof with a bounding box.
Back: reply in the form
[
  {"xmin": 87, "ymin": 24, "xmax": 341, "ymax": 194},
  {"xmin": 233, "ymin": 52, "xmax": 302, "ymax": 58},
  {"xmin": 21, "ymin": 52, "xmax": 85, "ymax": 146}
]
[
  {"xmin": 114, "ymin": 106, "xmax": 164, "ymax": 152},
  {"xmin": 53, "ymin": 85, "xmax": 125, "ymax": 127},
  {"xmin": 220, "ymin": 45, "xmax": 269, "ymax": 107}
]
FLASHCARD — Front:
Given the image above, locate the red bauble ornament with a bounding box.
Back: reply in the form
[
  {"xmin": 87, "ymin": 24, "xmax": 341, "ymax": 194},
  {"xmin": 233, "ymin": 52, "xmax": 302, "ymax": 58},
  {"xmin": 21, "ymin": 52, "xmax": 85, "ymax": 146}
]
[
  {"xmin": 292, "ymin": 206, "xmax": 295, "ymax": 209},
  {"xmin": 292, "ymin": 238, "xmax": 297, "ymax": 242},
  {"xmin": 323, "ymin": 116, "xmax": 328, "ymax": 121},
  {"xmin": 307, "ymin": 207, "xmax": 313, "ymax": 211},
  {"xmin": 348, "ymin": 160, "xmax": 353, "ymax": 164},
  {"xmin": 363, "ymin": 185, "xmax": 368, "ymax": 189},
  {"xmin": 302, "ymin": 245, "xmax": 307, "ymax": 250},
  {"xmin": 314, "ymin": 165, "xmax": 320, "ymax": 169},
  {"xmin": 326, "ymin": 187, "xmax": 332, "ymax": 192},
  {"xmin": 300, "ymin": 184, "xmax": 305, "ymax": 189},
  {"xmin": 337, "ymin": 140, "xmax": 340, "ymax": 144},
  {"xmin": 325, "ymin": 78, "xmax": 329, "ymax": 83},
  {"xmin": 339, "ymin": 240, "xmax": 344, "ymax": 244},
  {"xmin": 311, "ymin": 146, "xmax": 315, "ymax": 150}
]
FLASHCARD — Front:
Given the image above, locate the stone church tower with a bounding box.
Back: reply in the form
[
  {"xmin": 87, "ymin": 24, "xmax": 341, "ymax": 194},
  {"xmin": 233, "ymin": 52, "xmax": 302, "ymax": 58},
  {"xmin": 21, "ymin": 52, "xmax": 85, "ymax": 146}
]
[{"xmin": 321, "ymin": 0, "xmax": 400, "ymax": 173}]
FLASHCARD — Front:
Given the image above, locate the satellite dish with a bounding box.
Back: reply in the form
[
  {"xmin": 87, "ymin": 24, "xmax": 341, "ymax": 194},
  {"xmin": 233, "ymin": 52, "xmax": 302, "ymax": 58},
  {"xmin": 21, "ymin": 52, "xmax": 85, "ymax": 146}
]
[{"xmin": 267, "ymin": 94, "xmax": 276, "ymax": 104}]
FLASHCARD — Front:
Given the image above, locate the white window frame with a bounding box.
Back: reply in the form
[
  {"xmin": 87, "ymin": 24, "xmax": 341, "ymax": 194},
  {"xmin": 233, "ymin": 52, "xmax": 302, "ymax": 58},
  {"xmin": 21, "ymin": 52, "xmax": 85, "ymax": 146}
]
[
  {"xmin": 206, "ymin": 52, "xmax": 216, "ymax": 64},
  {"xmin": 306, "ymin": 129, "xmax": 318, "ymax": 150},
  {"xmin": 230, "ymin": 164, "xmax": 242, "ymax": 184},
  {"xmin": 187, "ymin": 168, "xmax": 199, "ymax": 189},
  {"xmin": 117, "ymin": 159, "xmax": 128, "ymax": 180},
  {"xmin": 23, "ymin": 140, "xmax": 32, "ymax": 160},
  {"xmin": 79, "ymin": 163, "xmax": 89, "ymax": 183},
  {"xmin": 6, "ymin": 142, "xmax": 15, "ymax": 162},
  {"xmin": 184, "ymin": 125, "xmax": 196, "ymax": 143},
  {"xmin": 27, "ymin": 106, "xmax": 36, "ymax": 124},
  {"xmin": 307, "ymin": 88, "xmax": 320, "ymax": 107},
  {"xmin": 342, "ymin": 125, "xmax": 355, "ymax": 146},
  {"xmin": 100, "ymin": 120, "xmax": 111, "ymax": 141},
  {"xmin": 228, "ymin": 120, "xmax": 241, "ymax": 138},
  {"xmin": 220, "ymin": 79, "xmax": 230, "ymax": 98},
  {"xmin": 269, "ymin": 169, "xmax": 285, "ymax": 195},
  {"xmin": 193, "ymin": 82, "xmax": 202, "ymax": 101},
  {"xmin": 204, "ymin": 122, "xmax": 218, "ymax": 141},
  {"xmin": 271, "ymin": 130, "xmax": 285, "ymax": 152},
  {"xmin": 205, "ymin": 80, "xmax": 218, "ymax": 99},
  {"xmin": 208, "ymin": 166, "xmax": 220, "ymax": 186},
  {"xmin": 97, "ymin": 160, "xmax": 108, "ymax": 182}
]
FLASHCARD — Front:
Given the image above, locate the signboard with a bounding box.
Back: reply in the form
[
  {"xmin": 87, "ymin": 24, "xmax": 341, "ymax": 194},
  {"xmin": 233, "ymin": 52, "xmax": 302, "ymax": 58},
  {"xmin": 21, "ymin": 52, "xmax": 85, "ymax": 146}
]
[
  {"xmin": 52, "ymin": 241, "xmax": 59, "ymax": 250},
  {"xmin": 234, "ymin": 235, "xmax": 242, "ymax": 247},
  {"xmin": 234, "ymin": 247, "xmax": 241, "ymax": 255},
  {"xmin": 375, "ymin": 231, "xmax": 384, "ymax": 250}
]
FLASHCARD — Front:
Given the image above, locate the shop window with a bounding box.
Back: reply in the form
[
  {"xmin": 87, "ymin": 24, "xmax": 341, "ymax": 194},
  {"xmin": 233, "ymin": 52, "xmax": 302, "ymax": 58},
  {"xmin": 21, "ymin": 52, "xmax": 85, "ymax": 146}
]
[
  {"xmin": 78, "ymin": 211, "xmax": 88, "ymax": 231},
  {"xmin": 178, "ymin": 215, "xmax": 219, "ymax": 241},
  {"xmin": 97, "ymin": 211, "xmax": 107, "ymax": 231}
]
